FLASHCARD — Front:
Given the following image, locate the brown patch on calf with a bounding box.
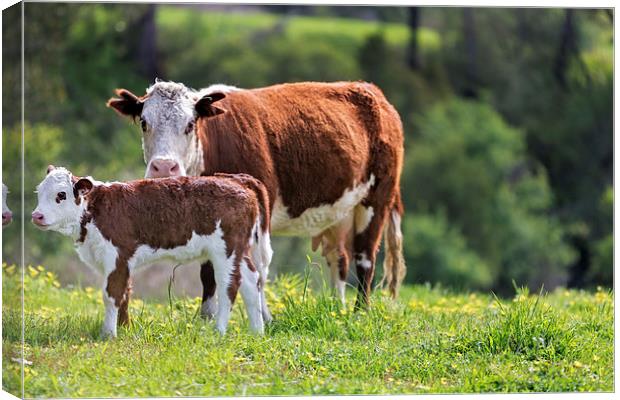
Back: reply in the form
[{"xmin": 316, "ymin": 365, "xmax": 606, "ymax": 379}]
[{"xmin": 213, "ymin": 173, "xmax": 271, "ymax": 234}]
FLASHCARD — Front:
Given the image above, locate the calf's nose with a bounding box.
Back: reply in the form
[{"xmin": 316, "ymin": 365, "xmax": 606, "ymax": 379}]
[
  {"xmin": 31, "ymin": 211, "xmax": 45, "ymax": 225},
  {"xmin": 2, "ymin": 211, "xmax": 12, "ymax": 226},
  {"xmin": 149, "ymin": 159, "xmax": 180, "ymax": 178}
]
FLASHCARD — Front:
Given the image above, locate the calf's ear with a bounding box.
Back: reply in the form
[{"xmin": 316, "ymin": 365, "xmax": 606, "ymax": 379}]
[
  {"xmin": 46, "ymin": 165, "xmax": 56, "ymax": 174},
  {"xmin": 73, "ymin": 178, "xmax": 93, "ymax": 199},
  {"xmin": 195, "ymin": 92, "xmax": 227, "ymax": 117},
  {"xmin": 107, "ymin": 89, "xmax": 143, "ymax": 119}
]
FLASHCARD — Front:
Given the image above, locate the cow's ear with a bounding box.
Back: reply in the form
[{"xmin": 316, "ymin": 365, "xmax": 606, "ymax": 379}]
[
  {"xmin": 73, "ymin": 178, "xmax": 93, "ymax": 198},
  {"xmin": 195, "ymin": 92, "xmax": 227, "ymax": 117},
  {"xmin": 107, "ymin": 89, "xmax": 144, "ymax": 119},
  {"xmin": 46, "ymin": 165, "xmax": 56, "ymax": 175}
]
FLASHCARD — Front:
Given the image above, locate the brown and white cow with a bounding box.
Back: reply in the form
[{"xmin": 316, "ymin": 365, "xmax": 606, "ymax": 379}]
[
  {"xmin": 32, "ymin": 166, "xmax": 272, "ymax": 337},
  {"xmin": 108, "ymin": 80, "xmax": 406, "ymax": 310},
  {"xmin": 2, "ymin": 183, "xmax": 12, "ymax": 226}
]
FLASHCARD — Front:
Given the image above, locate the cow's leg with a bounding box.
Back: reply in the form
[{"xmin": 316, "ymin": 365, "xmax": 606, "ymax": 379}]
[
  {"xmin": 353, "ymin": 203, "xmax": 389, "ymax": 309},
  {"xmin": 317, "ymin": 215, "xmax": 353, "ymax": 306},
  {"xmin": 101, "ymin": 261, "xmax": 130, "ymax": 339},
  {"xmin": 239, "ymin": 255, "xmax": 265, "ymax": 334},
  {"xmin": 200, "ymin": 261, "xmax": 217, "ymax": 319},
  {"xmin": 325, "ymin": 244, "xmax": 349, "ymax": 306}
]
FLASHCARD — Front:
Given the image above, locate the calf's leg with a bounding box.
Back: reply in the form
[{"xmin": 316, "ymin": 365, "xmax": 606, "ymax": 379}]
[
  {"xmin": 117, "ymin": 277, "xmax": 132, "ymax": 326},
  {"xmin": 239, "ymin": 255, "xmax": 264, "ymax": 334},
  {"xmin": 251, "ymin": 229, "xmax": 273, "ymax": 323},
  {"xmin": 101, "ymin": 262, "xmax": 130, "ymax": 338},
  {"xmin": 200, "ymin": 261, "xmax": 217, "ymax": 319},
  {"xmin": 212, "ymin": 254, "xmax": 238, "ymax": 335}
]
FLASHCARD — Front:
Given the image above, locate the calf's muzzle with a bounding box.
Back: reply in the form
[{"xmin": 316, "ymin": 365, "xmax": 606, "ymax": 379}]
[{"xmin": 2, "ymin": 211, "xmax": 11, "ymax": 226}]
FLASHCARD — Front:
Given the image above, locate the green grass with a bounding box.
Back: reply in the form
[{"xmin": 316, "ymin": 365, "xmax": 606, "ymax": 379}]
[{"xmin": 2, "ymin": 263, "xmax": 613, "ymax": 397}]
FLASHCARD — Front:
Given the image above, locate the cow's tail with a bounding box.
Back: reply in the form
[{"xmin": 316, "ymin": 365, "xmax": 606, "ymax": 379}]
[{"xmin": 381, "ymin": 190, "xmax": 406, "ymax": 298}]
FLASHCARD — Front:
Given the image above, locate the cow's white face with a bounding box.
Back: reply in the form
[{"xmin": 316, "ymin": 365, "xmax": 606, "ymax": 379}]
[
  {"xmin": 108, "ymin": 81, "xmax": 235, "ymax": 179},
  {"xmin": 2, "ymin": 183, "xmax": 12, "ymax": 226},
  {"xmin": 32, "ymin": 167, "xmax": 91, "ymax": 237},
  {"xmin": 140, "ymin": 82, "xmax": 202, "ymax": 178}
]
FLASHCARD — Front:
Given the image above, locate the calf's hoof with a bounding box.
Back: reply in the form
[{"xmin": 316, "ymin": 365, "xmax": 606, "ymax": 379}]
[
  {"xmin": 262, "ymin": 310, "xmax": 273, "ymax": 324},
  {"xmin": 100, "ymin": 328, "xmax": 117, "ymax": 340}
]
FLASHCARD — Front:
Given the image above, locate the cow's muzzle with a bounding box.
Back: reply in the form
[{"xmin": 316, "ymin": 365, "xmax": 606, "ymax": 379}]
[{"xmin": 147, "ymin": 159, "xmax": 181, "ymax": 178}]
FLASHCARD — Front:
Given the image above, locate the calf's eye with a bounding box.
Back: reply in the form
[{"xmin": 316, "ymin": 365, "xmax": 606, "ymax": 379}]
[
  {"xmin": 56, "ymin": 191, "xmax": 66, "ymax": 203},
  {"xmin": 140, "ymin": 118, "xmax": 147, "ymax": 132}
]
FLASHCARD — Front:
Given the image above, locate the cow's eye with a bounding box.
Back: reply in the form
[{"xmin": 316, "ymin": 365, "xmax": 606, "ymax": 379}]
[
  {"xmin": 56, "ymin": 191, "xmax": 66, "ymax": 203},
  {"xmin": 184, "ymin": 120, "xmax": 195, "ymax": 135},
  {"xmin": 140, "ymin": 118, "xmax": 147, "ymax": 132}
]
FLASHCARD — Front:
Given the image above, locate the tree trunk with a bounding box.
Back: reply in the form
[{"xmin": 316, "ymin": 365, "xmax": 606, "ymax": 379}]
[
  {"xmin": 406, "ymin": 7, "xmax": 421, "ymax": 70},
  {"xmin": 137, "ymin": 4, "xmax": 160, "ymax": 80},
  {"xmin": 554, "ymin": 9, "xmax": 576, "ymax": 89},
  {"xmin": 462, "ymin": 8, "xmax": 478, "ymax": 98}
]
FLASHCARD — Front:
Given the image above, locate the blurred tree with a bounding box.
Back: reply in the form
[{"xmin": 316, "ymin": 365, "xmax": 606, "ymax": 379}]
[
  {"xmin": 554, "ymin": 9, "xmax": 577, "ymax": 89},
  {"xmin": 461, "ymin": 8, "xmax": 478, "ymax": 98},
  {"xmin": 402, "ymin": 99, "xmax": 575, "ymax": 292},
  {"xmin": 403, "ymin": 212, "xmax": 493, "ymax": 289},
  {"xmin": 2, "ymin": 3, "xmax": 23, "ymax": 266},
  {"xmin": 406, "ymin": 7, "xmax": 421, "ymax": 70},
  {"xmin": 132, "ymin": 4, "xmax": 162, "ymax": 80}
]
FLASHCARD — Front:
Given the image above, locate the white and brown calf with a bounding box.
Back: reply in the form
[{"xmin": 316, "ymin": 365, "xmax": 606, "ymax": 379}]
[
  {"xmin": 2, "ymin": 183, "xmax": 12, "ymax": 226},
  {"xmin": 32, "ymin": 166, "xmax": 272, "ymax": 337}
]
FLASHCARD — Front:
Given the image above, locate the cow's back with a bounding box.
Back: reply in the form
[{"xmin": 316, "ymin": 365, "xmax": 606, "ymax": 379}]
[{"xmin": 199, "ymin": 81, "xmax": 403, "ymax": 226}]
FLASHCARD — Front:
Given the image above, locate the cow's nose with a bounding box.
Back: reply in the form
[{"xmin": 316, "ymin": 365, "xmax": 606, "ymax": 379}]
[
  {"xmin": 149, "ymin": 159, "xmax": 180, "ymax": 178},
  {"xmin": 2, "ymin": 211, "xmax": 12, "ymax": 226},
  {"xmin": 31, "ymin": 211, "xmax": 45, "ymax": 226}
]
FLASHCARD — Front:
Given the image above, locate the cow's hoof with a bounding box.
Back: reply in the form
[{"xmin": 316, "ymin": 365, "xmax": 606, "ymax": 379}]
[{"xmin": 201, "ymin": 299, "xmax": 217, "ymax": 319}]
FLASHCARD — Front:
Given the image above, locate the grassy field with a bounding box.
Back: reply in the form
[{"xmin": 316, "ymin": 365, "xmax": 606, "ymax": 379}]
[{"xmin": 2, "ymin": 262, "xmax": 613, "ymax": 397}]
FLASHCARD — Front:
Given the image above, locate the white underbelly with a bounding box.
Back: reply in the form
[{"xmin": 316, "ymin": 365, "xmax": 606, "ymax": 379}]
[
  {"xmin": 271, "ymin": 175, "xmax": 375, "ymax": 237},
  {"xmin": 127, "ymin": 226, "xmax": 227, "ymax": 272}
]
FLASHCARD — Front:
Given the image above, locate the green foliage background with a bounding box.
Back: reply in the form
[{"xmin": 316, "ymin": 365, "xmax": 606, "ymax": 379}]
[{"xmin": 1, "ymin": 4, "xmax": 613, "ymax": 294}]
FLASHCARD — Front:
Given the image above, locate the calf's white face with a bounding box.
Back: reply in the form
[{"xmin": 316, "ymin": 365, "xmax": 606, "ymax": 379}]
[
  {"xmin": 2, "ymin": 183, "xmax": 12, "ymax": 226},
  {"xmin": 107, "ymin": 81, "xmax": 237, "ymax": 179},
  {"xmin": 32, "ymin": 167, "xmax": 91, "ymax": 237}
]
